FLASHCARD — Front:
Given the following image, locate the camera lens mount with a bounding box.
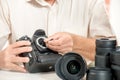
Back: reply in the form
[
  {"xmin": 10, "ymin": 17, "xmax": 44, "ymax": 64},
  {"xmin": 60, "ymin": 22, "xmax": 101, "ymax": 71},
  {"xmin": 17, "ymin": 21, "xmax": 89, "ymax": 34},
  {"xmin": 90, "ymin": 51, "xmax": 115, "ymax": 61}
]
[
  {"xmin": 36, "ymin": 37, "xmax": 46, "ymax": 48},
  {"xmin": 35, "ymin": 37, "xmax": 48, "ymax": 52}
]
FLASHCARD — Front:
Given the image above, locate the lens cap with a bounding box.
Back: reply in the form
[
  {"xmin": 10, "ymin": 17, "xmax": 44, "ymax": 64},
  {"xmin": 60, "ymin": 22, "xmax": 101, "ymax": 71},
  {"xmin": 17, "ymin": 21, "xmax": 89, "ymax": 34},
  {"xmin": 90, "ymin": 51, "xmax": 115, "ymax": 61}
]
[
  {"xmin": 55, "ymin": 52, "xmax": 87, "ymax": 80},
  {"xmin": 96, "ymin": 38, "xmax": 116, "ymax": 48},
  {"xmin": 96, "ymin": 38, "xmax": 116, "ymax": 55}
]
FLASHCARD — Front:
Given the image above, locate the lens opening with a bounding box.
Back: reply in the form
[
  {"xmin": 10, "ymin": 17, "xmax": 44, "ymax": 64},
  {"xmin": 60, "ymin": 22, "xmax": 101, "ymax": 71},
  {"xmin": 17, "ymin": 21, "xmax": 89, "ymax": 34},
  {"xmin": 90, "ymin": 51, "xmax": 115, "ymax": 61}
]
[{"xmin": 67, "ymin": 60, "xmax": 81, "ymax": 75}]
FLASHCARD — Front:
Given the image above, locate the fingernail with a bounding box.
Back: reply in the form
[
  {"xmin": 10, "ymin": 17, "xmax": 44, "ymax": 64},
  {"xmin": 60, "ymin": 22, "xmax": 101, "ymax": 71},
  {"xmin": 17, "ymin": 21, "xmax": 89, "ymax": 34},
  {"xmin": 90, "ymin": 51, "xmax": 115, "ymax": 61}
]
[
  {"xmin": 28, "ymin": 47, "xmax": 32, "ymax": 51},
  {"xmin": 26, "ymin": 57, "xmax": 30, "ymax": 62}
]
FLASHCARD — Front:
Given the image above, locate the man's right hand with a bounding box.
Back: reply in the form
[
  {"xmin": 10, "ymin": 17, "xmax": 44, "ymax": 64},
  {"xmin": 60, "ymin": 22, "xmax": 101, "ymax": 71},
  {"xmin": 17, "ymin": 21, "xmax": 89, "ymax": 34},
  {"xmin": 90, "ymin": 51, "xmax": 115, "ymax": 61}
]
[{"xmin": 0, "ymin": 41, "xmax": 32, "ymax": 72}]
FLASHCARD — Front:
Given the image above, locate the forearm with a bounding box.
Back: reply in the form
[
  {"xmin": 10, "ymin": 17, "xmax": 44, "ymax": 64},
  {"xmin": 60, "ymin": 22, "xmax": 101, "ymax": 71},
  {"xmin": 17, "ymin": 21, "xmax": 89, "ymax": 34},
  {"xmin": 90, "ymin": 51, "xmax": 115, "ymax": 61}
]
[{"xmin": 70, "ymin": 33, "xmax": 96, "ymax": 61}]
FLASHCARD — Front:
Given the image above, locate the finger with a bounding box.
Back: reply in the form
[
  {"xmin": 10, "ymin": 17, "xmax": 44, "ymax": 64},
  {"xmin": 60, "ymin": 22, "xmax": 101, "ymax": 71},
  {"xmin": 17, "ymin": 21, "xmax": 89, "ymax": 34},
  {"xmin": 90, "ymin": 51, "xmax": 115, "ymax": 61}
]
[
  {"xmin": 9, "ymin": 63, "xmax": 27, "ymax": 72},
  {"xmin": 12, "ymin": 46, "xmax": 32, "ymax": 55},
  {"xmin": 44, "ymin": 37, "xmax": 54, "ymax": 42},
  {"xmin": 47, "ymin": 39, "xmax": 62, "ymax": 46},
  {"xmin": 11, "ymin": 56, "xmax": 29, "ymax": 63},
  {"xmin": 48, "ymin": 45, "xmax": 72, "ymax": 53},
  {"xmin": 46, "ymin": 44, "xmax": 61, "ymax": 51},
  {"xmin": 44, "ymin": 34, "xmax": 60, "ymax": 42},
  {"xmin": 46, "ymin": 43, "xmax": 72, "ymax": 52},
  {"xmin": 46, "ymin": 39, "xmax": 72, "ymax": 48},
  {"xmin": 11, "ymin": 41, "xmax": 31, "ymax": 48},
  {"xmin": 57, "ymin": 48, "xmax": 73, "ymax": 53}
]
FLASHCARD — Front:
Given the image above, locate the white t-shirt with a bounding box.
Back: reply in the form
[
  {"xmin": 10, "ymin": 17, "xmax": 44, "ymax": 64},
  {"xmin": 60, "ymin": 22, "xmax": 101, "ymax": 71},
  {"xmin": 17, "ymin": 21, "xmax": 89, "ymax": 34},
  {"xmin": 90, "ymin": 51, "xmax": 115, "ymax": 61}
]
[{"xmin": 0, "ymin": 0, "xmax": 113, "ymax": 50}]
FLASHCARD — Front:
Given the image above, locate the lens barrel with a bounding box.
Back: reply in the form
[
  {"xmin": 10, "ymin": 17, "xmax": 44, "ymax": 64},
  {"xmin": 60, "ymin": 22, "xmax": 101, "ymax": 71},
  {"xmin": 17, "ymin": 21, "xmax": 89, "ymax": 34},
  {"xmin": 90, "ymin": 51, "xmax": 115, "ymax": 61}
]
[
  {"xmin": 110, "ymin": 47, "xmax": 120, "ymax": 80},
  {"xmin": 87, "ymin": 67, "xmax": 113, "ymax": 80},
  {"xmin": 95, "ymin": 38, "xmax": 116, "ymax": 68},
  {"xmin": 87, "ymin": 38, "xmax": 116, "ymax": 80},
  {"xmin": 55, "ymin": 52, "xmax": 87, "ymax": 80}
]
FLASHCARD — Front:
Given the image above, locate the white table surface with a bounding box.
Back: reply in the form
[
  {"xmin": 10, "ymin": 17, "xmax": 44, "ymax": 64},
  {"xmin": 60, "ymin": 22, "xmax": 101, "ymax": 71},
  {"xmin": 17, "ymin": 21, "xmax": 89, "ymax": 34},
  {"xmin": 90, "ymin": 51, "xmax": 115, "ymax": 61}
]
[{"xmin": 0, "ymin": 70, "xmax": 61, "ymax": 80}]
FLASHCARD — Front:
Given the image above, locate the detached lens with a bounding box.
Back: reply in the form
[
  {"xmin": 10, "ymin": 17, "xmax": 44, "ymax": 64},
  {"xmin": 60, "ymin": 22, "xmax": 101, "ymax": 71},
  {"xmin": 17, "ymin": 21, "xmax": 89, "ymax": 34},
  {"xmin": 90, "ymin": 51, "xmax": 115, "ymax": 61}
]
[
  {"xmin": 87, "ymin": 67, "xmax": 113, "ymax": 80},
  {"xmin": 55, "ymin": 52, "xmax": 87, "ymax": 80},
  {"xmin": 95, "ymin": 38, "xmax": 116, "ymax": 68}
]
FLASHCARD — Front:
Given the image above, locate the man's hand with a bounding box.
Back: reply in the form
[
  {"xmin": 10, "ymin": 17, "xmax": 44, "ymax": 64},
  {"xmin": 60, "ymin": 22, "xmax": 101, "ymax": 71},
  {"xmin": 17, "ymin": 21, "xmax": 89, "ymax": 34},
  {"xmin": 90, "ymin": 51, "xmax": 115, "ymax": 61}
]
[
  {"xmin": 44, "ymin": 32, "xmax": 73, "ymax": 54},
  {"xmin": 0, "ymin": 41, "xmax": 32, "ymax": 72},
  {"xmin": 45, "ymin": 32, "xmax": 96, "ymax": 61}
]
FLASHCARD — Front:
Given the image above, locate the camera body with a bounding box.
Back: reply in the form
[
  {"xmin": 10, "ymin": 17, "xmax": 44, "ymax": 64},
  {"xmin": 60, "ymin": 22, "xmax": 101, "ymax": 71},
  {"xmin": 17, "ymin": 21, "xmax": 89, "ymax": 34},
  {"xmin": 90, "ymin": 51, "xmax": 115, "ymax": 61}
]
[
  {"xmin": 18, "ymin": 29, "xmax": 87, "ymax": 80},
  {"xmin": 18, "ymin": 29, "xmax": 61, "ymax": 73},
  {"xmin": 19, "ymin": 29, "xmax": 120, "ymax": 80}
]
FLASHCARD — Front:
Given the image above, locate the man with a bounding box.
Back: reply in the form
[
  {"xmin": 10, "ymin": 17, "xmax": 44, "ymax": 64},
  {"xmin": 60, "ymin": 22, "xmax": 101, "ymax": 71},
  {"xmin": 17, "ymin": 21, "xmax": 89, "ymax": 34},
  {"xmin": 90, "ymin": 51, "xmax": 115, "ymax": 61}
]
[{"xmin": 0, "ymin": 0, "xmax": 114, "ymax": 72}]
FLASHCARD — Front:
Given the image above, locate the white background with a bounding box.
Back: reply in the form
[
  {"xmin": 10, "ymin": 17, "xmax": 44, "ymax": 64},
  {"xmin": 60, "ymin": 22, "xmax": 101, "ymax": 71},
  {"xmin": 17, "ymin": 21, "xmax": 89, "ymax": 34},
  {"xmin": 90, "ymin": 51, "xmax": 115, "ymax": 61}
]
[
  {"xmin": 110, "ymin": 0, "xmax": 120, "ymax": 45},
  {"xmin": 0, "ymin": 70, "xmax": 61, "ymax": 80}
]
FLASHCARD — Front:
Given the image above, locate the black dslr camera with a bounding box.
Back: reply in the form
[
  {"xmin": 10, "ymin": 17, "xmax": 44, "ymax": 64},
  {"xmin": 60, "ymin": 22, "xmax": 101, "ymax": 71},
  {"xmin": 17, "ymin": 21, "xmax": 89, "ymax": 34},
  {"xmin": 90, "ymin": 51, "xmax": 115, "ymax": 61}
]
[
  {"xmin": 18, "ymin": 29, "xmax": 87, "ymax": 80},
  {"xmin": 18, "ymin": 29, "xmax": 61, "ymax": 73}
]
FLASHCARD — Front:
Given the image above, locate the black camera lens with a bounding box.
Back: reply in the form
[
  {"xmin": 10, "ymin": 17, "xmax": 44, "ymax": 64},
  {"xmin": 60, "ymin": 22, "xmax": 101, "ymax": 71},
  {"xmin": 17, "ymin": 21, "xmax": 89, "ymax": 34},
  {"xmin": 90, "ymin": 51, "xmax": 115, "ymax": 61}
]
[
  {"xmin": 111, "ymin": 65, "xmax": 120, "ymax": 80},
  {"xmin": 95, "ymin": 54, "xmax": 110, "ymax": 68},
  {"xmin": 110, "ymin": 51, "xmax": 120, "ymax": 66},
  {"xmin": 96, "ymin": 38, "xmax": 116, "ymax": 56},
  {"xmin": 95, "ymin": 38, "xmax": 116, "ymax": 68},
  {"xmin": 87, "ymin": 67, "xmax": 113, "ymax": 80},
  {"xmin": 110, "ymin": 46, "xmax": 120, "ymax": 80},
  {"xmin": 55, "ymin": 52, "xmax": 87, "ymax": 80},
  {"xmin": 67, "ymin": 60, "xmax": 81, "ymax": 74}
]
